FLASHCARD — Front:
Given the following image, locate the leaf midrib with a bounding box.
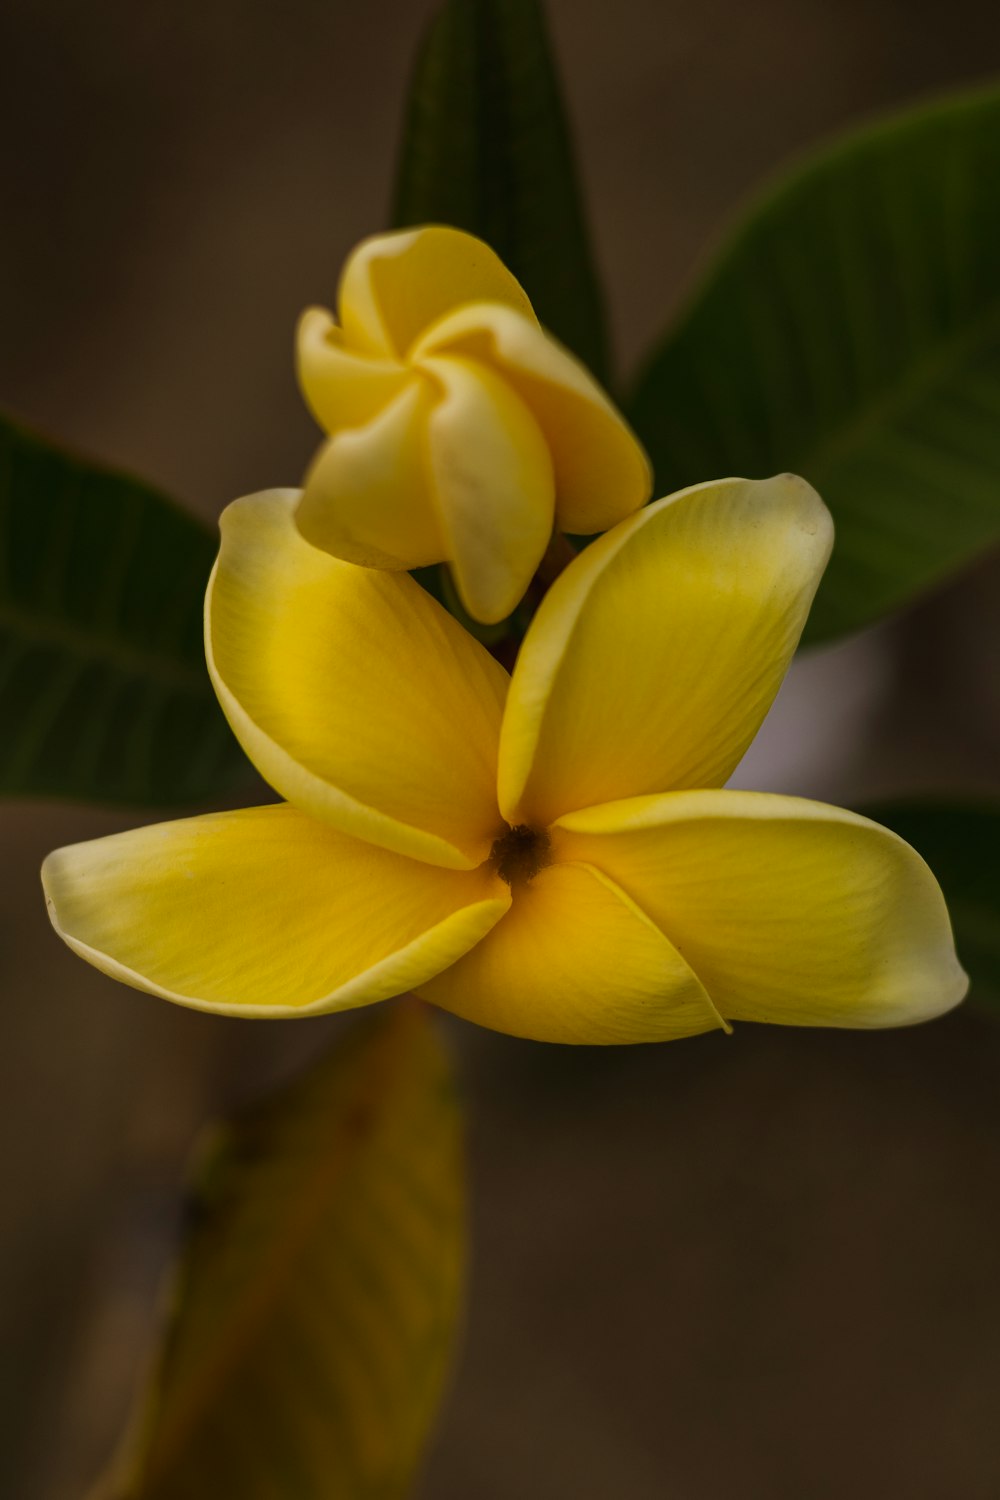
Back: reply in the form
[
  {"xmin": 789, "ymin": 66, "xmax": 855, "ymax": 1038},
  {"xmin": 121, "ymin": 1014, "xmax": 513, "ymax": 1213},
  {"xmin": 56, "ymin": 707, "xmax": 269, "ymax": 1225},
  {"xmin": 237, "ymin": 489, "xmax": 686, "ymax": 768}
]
[
  {"xmin": 786, "ymin": 285, "xmax": 1000, "ymax": 486},
  {"xmin": 0, "ymin": 597, "xmax": 210, "ymax": 695},
  {"xmin": 144, "ymin": 1018, "xmax": 418, "ymax": 1482}
]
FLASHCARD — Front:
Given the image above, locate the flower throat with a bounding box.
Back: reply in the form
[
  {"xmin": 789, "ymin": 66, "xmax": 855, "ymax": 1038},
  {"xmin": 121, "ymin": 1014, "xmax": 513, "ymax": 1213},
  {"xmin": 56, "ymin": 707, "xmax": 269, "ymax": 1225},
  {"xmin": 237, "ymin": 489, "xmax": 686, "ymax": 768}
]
[{"xmin": 489, "ymin": 824, "xmax": 552, "ymax": 886}]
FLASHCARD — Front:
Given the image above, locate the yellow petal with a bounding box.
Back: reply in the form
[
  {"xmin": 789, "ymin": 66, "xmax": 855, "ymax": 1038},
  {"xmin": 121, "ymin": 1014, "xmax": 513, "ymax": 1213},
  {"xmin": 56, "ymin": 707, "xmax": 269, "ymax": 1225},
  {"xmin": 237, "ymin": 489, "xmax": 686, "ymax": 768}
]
[
  {"xmin": 498, "ymin": 475, "xmax": 833, "ymax": 827},
  {"xmin": 296, "ymin": 307, "xmax": 409, "ymax": 433},
  {"xmin": 338, "ymin": 226, "xmax": 535, "ymax": 360},
  {"xmin": 207, "ymin": 490, "xmax": 509, "ymax": 869},
  {"xmin": 42, "ymin": 804, "xmax": 510, "ymax": 1017},
  {"xmin": 421, "ymin": 354, "xmax": 555, "ymax": 624},
  {"xmin": 415, "ymin": 301, "xmax": 651, "ymax": 533},
  {"xmin": 417, "ymin": 860, "xmax": 723, "ymax": 1044},
  {"xmin": 554, "ymin": 791, "xmax": 968, "ymax": 1028},
  {"xmin": 297, "ymin": 377, "xmax": 446, "ymax": 569}
]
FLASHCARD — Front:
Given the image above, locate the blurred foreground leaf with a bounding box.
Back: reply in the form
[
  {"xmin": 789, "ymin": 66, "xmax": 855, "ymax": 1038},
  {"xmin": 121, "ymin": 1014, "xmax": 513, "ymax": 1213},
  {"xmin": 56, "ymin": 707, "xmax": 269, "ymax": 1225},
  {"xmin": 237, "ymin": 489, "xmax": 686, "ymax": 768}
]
[
  {"xmin": 394, "ymin": 0, "xmax": 610, "ymax": 383},
  {"xmin": 0, "ymin": 416, "xmax": 249, "ymax": 804},
  {"xmin": 868, "ymin": 801, "xmax": 1000, "ymax": 1007},
  {"xmin": 630, "ymin": 86, "xmax": 1000, "ymax": 644},
  {"xmin": 100, "ymin": 1003, "xmax": 465, "ymax": 1500}
]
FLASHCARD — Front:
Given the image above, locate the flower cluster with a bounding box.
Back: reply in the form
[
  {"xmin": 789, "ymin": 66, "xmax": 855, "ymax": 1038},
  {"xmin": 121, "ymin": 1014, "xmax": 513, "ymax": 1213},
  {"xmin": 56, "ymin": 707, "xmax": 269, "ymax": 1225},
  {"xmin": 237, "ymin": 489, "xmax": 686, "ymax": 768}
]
[{"xmin": 42, "ymin": 228, "xmax": 966, "ymax": 1042}]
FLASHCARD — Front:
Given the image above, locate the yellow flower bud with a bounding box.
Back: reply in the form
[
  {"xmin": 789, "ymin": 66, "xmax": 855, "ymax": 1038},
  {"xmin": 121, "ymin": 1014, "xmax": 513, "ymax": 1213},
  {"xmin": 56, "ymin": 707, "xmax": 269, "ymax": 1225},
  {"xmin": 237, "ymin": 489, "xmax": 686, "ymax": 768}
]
[{"xmin": 295, "ymin": 225, "xmax": 652, "ymax": 623}]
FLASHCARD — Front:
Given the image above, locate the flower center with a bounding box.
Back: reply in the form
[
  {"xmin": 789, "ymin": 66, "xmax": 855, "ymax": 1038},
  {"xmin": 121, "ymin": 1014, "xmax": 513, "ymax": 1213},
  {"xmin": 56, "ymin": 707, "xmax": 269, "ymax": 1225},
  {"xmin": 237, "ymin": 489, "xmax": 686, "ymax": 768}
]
[{"xmin": 489, "ymin": 823, "xmax": 552, "ymax": 886}]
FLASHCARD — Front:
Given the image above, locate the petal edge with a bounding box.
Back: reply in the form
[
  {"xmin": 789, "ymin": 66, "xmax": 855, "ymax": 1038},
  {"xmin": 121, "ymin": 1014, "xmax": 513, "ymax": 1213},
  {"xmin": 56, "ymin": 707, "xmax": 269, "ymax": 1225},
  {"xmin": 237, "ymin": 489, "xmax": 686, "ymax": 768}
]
[
  {"xmin": 553, "ymin": 790, "xmax": 968, "ymax": 1029},
  {"xmin": 207, "ymin": 490, "xmax": 508, "ymax": 869},
  {"xmin": 415, "ymin": 300, "xmax": 651, "ymax": 534},
  {"xmin": 498, "ymin": 475, "xmax": 834, "ymax": 826},
  {"xmin": 43, "ymin": 805, "xmax": 511, "ymax": 1017},
  {"xmin": 418, "ymin": 859, "xmax": 724, "ymax": 1044}
]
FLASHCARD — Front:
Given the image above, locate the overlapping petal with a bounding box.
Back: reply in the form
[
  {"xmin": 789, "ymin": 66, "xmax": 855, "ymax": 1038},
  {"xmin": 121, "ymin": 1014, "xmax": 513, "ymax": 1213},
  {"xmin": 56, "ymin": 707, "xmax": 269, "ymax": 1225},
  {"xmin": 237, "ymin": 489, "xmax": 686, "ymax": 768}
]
[
  {"xmin": 42, "ymin": 804, "xmax": 510, "ymax": 1017},
  {"xmin": 498, "ymin": 475, "xmax": 834, "ymax": 828},
  {"xmin": 553, "ymin": 791, "xmax": 968, "ymax": 1027},
  {"xmin": 422, "ymin": 354, "xmax": 555, "ymax": 623},
  {"xmin": 207, "ymin": 490, "xmax": 509, "ymax": 869},
  {"xmin": 338, "ymin": 226, "xmax": 534, "ymax": 359},
  {"xmin": 295, "ymin": 227, "xmax": 653, "ymax": 626},
  {"xmin": 415, "ymin": 301, "xmax": 651, "ymax": 534},
  {"xmin": 417, "ymin": 860, "xmax": 724, "ymax": 1044},
  {"xmin": 296, "ymin": 308, "xmax": 409, "ymax": 433},
  {"xmin": 297, "ymin": 379, "xmax": 445, "ymax": 568}
]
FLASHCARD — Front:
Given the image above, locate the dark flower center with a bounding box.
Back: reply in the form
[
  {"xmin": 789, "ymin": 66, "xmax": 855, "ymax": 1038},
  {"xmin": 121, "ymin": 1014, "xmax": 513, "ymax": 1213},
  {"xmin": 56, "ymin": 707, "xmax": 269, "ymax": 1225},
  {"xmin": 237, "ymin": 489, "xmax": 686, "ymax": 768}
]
[{"xmin": 489, "ymin": 823, "xmax": 552, "ymax": 886}]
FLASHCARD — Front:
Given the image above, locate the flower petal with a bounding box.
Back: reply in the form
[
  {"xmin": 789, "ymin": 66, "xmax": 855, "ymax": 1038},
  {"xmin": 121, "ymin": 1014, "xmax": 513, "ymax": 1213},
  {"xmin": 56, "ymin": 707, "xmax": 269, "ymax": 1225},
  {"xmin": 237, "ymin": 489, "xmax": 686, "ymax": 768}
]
[
  {"xmin": 207, "ymin": 490, "xmax": 509, "ymax": 869},
  {"xmin": 417, "ymin": 860, "xmax": 723, "ymax": 1044},
  {"xmin": 339, "ymin": 226, "xmax": 535, "ymax": 360},
  {"xmin": 553, "ymin": 791, "xmax": 968, "ymax": 1028},
  {"xmin": 296, "ymin": 308, "xmax": 410, "ymax": 434},
  {"xmin": 42, "ymin": 804, "xmax": 510, "ymax": 1017},
  {"xmin": 422, "ymin": 354, "xmax": 555, "ymax": 624},
  {"xmin": 415, "ymin": 301, "xmax": 651, "ymax": 534},
  {"xmin": 297, "ymin": 378, "xmax": 446, "ymax": 569},
  {"xmin": 498, "ymin": 475, "xmax": 833, "ymax": 827}
]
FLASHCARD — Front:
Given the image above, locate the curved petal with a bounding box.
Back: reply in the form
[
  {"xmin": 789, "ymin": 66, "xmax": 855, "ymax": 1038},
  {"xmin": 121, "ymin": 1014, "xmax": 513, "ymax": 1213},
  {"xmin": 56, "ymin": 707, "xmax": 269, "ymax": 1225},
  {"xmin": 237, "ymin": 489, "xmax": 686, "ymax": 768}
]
[
  {"xmin": 415, "ymin": 301, "xmax": 651, "ymax": 533},
  {"xmin": 498, "ymin": 475, "xmax": 833, "ymax": 827},
  {"xmin": 297, "ymin": 377, "xmax": 446, "ymax": 569},
  {"xmin": 553, "ymin": 791, "xmax": 968, "ymax": 1028},
  {"xmin": 422, "ymin": 354, "xmax": 555, "ymax": 624},
  {"xmin": 417, "ymin": 860, "xmax": 724, "ymax": 1044},
  {"xmin": 42, "ymin": 804, "xmax": 510, "ymax": 1017},
  {"xmin": 339, "ymin": 226, "xmax": 535, "ymax": 360},
  {"xmin": 296, "ymin": 307, "xmax": 409, "ymax": 434},
  {"xmin": 207, "ymin": 490, "xmax": 509, "ymax": 869}
]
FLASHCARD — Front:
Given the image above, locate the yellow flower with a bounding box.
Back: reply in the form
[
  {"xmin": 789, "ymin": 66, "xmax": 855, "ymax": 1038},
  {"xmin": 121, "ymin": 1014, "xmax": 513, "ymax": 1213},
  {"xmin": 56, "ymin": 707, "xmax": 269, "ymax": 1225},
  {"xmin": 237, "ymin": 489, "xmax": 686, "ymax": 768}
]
[
  {"xmin": 295, "ymin": 225, "xmax": 651, "ymax": 624},
  {"xmin": 42, "ymin": 475, "xmax": 966, "ymax": 1044}
]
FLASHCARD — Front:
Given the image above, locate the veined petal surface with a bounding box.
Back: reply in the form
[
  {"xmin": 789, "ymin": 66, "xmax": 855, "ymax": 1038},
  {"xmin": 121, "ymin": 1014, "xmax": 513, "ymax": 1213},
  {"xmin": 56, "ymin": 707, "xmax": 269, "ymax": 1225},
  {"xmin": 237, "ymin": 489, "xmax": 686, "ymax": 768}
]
[
  {"xmin": 422, "ymin": 354, "xmax": 555, "ymax": 623},
  {"xmin": 207, "ymin": 491, "xmax": 509, "ymax": 868},
  {"xmin": 498, "ymin": 475, "xmax": 833, "ymax": 827},
  {"xmin": 42, "ymin": 804, "xmax": 510, "ymax": 1017},
  {"xmin": 415, "ymin": 301, "xmax": 651, "ymax": 534},
  {"xmin": 417, "ymin": 860, "xmax": 723, "ymax": 1044},
  {"xmin": 339, "ymin": 226, "xmax": 534, "ymax": 360},
  {"xmin": 296, "ymin": 307, "xmax": 409, "ymax": 433},
  {"xmin": 297, "ymin": 379, "xmax": 446, "ymax": 569},
  {"xmin": 554, "ymin": 791, "xmax": 968, "ymax": 1028}
]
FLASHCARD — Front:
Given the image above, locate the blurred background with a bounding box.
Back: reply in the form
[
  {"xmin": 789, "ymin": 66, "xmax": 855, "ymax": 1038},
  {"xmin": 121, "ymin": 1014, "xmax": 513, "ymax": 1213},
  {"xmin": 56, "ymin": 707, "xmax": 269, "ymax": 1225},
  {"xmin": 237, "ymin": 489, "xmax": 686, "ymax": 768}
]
[{"xmin": 3, "ymin": 1, "xmax": 1000, "ymax": 1496}]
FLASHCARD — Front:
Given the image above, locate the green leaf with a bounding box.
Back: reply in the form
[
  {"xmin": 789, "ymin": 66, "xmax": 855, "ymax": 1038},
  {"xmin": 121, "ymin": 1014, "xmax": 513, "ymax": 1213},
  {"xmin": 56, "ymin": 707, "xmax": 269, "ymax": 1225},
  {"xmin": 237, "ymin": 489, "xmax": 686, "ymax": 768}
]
[
  {"xmin": 100, "ymin": 1003, "xmax": 465, "ymax": 1500},
  {"xmin": 629, "ymin": 86, "xmax": 1000, "ymax": 644},
  {"xmin": 393, "ymin": 0, "xmax": 610, "ymax": 383},
  {"xmin": 865, "ymin": 801, "xmax": 1000, "ymax": 1007},
  {"xmin": 0, "ymin": 415, "xmax": 250, "ymax": 804}
]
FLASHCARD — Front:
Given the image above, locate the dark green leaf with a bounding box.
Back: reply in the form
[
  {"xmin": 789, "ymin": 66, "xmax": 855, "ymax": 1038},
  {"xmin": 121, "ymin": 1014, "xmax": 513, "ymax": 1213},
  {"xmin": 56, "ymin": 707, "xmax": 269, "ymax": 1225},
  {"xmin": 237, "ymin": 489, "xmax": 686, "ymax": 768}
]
[
  {"xmin": 629, "ymin": 86, "xmax": 1000, "ymax": 644},
  {"xmin": 865, "ymin": 800, "xmax": 1000, "ymax": 1007},
  {"xmin": 393, "ymin": 0, "xmax": 610, "ymax": 382},
  {"xmin": 99, "ymin": 1003, "xmax": 465, "ymax": 1500},
  {"xmin": 0, "ymin": 415, "xmax": 250, "ymax": 804}
]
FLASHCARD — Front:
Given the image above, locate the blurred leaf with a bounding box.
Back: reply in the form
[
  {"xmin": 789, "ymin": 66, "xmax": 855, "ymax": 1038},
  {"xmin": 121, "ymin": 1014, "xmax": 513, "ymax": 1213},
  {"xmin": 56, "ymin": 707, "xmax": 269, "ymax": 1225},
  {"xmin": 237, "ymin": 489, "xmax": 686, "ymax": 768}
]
[
  {"xmin": 102, "ymin": 1002, "xmax": 465, "ymax": 1500},
  {"xmin": 0, "ymin": 415, "xmax": 250, "ymax": 804},
  {"xmin": 866, "ymin": 800, "xmax": 1000, "ymax": 1006},
  {"xmin": 629, "ymin": 86, "xmax": 1000, "ymax": 645},
  {"xmin": 393, "ymin": 0, "xmax": 610, "ymax": 382}
]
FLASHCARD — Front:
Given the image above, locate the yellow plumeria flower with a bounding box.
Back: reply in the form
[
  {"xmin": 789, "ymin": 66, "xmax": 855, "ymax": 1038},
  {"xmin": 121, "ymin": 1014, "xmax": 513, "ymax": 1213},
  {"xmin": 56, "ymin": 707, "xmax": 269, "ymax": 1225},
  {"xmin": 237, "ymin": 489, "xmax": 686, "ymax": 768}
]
[
  {"xmin": 295, "ymin": 225, "xmax": 651, "ymax": 624},
  {"xmin": 42, "ymin": 475, "xmax": 966, "ymax": 1044}
]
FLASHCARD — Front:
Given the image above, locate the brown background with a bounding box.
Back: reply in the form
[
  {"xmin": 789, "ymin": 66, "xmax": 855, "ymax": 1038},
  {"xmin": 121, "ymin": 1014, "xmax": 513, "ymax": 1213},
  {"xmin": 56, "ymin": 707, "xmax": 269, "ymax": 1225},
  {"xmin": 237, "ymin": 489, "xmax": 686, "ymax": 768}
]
[{"xmin": 3, "ymin": 1, "xmax": 1000, "ymax": 1496}]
